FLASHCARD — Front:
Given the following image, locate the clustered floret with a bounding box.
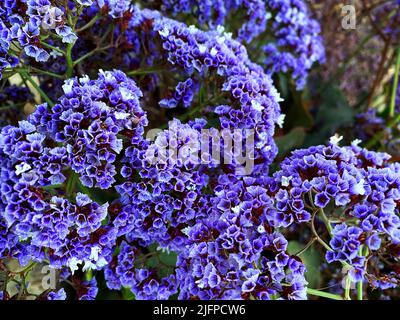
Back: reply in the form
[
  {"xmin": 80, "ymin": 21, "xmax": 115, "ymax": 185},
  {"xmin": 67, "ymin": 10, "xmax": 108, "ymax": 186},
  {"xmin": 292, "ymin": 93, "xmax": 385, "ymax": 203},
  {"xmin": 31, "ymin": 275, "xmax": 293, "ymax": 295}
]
[
  {"xmin": 0, "ymin": 70, "xmax": 146, "ymax": 276},
  {"xmin": 30, "ymin": 69, "xmax": 147, "ymax": 189},
  {"xmin": 150, "ymin": 0, "xmax": 325, "ymax": 89},
  {"xmin": 0, "ymin": 0, "xmax": 399, "ymax": 301},
  {"xmin": 265, "ymin": 140, "xmax": 400, "ymax": 289},
  {"xmin": 176, "ymin": 174, "xmax": 307, "ymax": 300},
  {"xmin": 104, "ymin": 241, "xmax": 178, "ymax": 300}
]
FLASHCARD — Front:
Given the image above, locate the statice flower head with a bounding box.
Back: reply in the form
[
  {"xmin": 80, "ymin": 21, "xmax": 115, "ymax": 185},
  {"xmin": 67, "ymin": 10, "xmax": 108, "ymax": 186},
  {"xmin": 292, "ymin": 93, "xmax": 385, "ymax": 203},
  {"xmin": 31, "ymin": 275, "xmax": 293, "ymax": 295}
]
[
  {"xmin": 0, "ymin": 73, "xmax": 143, "ymax": 271},
  {"xmin": 267, "ymin": 139, "xmax": 400, "ymax": 290},
  {"xmin": 263, "ymin": 0, "xmax": 325, "ymax": 89},
  {"xmin": 74, "ymin": 7, "xmax": 284, "ymax": 173},
  {"xmin": 155, "ymin": 0, "xmax": 268, "ymax": 43},
  {"xmin": 176, "ymin": 174, "xmax": 307, "ymax": 300},
  {"xmin": 47, "ymin": 288, "xmax": 67, "ymax": 300},
  {"xmin": 0, "ymin": 130, "xmax": 116, "ymax": 269},
  {"xmin": 30, "ymin": 70, "xmax": 147, "ymax": 189},
  {"xmin": 96, "ymin": 0, "xmax": 132, "ymax": 18},
  {"xmin": 104, "ymin": 241, "xmax": 178, "ymax": 299},
  {"xmin": 144, "ymin": 0, "xmax": 324, "ymax": 89},
  {"xmin": 117, "ymin": 118, "xmax": 210, "ymax": 249},
  {"xmin": 0, "ymin": 0, "xmax": 81, "ymax": 76},
  {"xmin": 152, "ymin": 13, "xmax": 282, "ymax": 172}
]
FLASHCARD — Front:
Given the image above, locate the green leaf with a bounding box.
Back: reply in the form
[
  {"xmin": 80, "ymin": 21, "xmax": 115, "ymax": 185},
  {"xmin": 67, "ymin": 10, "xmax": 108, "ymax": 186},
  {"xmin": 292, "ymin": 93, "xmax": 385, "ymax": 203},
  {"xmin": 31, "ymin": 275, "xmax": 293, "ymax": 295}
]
[
  {"xmin": 275, "ymin": 127, "xmax": 307, "ymax": 158},
  {"xmin": 159, "ymin": 251, "xmax": 177, "ymax": 267},
  {"xmin": 0, "ymin": 270, "xmax": 7, "ymax": 291},
  {"xmin": 288, "ymin": 241, "xmax": 322, "ymax": 289},
  {"xmin": 305, "ymin": 84, "xmax": 353, "ymax": 146},
  {"xmin": 122, "ymin": 287, "xmax": 135, "ymax": 300}
]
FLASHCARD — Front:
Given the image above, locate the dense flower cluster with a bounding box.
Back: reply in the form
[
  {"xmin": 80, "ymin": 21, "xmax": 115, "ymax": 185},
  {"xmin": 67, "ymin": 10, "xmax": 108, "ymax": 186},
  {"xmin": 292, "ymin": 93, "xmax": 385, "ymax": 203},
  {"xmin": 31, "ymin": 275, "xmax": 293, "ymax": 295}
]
[
  {"xmin": 0, "ymin": 0, "xmax": 138, "ymax": 78},
  {"xmin": 105, "ymin": 7, "xmax": 283, "ymax": 173},
  {"xmin": 155, "ymin": 13, "xmax": 282, "ymax": 172},
  {"xmin": 0, "ymin": 70, "xmax": 148, "ymax": 275},
  {"xmin": 105, "ymin": 241, "xmax": 178, "ymax": 299},
  {"xmin": 176, "ymin": 174, "xmax": 307, "ymax": 300},
  {"xmin": 266, "ymin": 141, "xmax": 400, "ymax": 289},
  {"xmin": 0, "ymin": 0, "xmax": 77, "ymax": 75},
  {"xmin": 117, "ymin": 118, "xmax": 211, "ymax": 249},
  {"xmin": 155, "ymin": 0, "xmax": 267, "ymax": 43},
  {"xmin": 148, "ymin": 0, "xmax": 324, "ymax": 89},
  {"xmin": 263, "ymin": 0, "xmax": 325, "ymax": 89},
  {"xmin": 1, "ymin": 0, "xmax": 399, "ymax": 302},
  {"xmin": 30, "ymin": 69, "xmax": 147, "ymax": 189}
]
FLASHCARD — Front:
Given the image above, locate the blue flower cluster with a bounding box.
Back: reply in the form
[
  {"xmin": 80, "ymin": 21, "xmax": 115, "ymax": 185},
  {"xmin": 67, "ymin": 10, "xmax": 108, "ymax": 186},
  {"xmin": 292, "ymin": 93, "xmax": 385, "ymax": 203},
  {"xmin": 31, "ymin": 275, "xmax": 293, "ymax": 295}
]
[
  {"xmin": 1, "ymin": 0, "xmax": 398, "ymax": 301},
  {"xmin": 30, "ymin": 69, "xmax": 147, "ymax": 189},
  {"xmin": 106, "ymin": 7, "xmax": 282, "ymax": 172},
  {"xmin": 263, "ymin": 0, "xmax": 325, "ymax": 89},
  {"xmin": 159, "ymin": 78, "xmax": 199, "ymax": 109},
  {"xmin": 0, "ymin": 70, "xmax": 149, "ymax": 278},
  {"xmin": 157, "ymin": 0, "xmax": 268, "ymax": 43},
  {"xmin": 149, "ymin": 0, "xmax": 325, "ymax": 89},
  {"xmin": 153, "ymin": 13, "xmax": 282, "ymax": 172},
  {"xmin": 0, "ymin": 0, "xmax": 139, "ymax": 78},
  {"xmin": 176, "ymin": 174, "xmax": 307, "ymax": 299},
  {"xmin": 117, "ymin": 118, "xmax": 211, "ymax": 249},
  {"xmin": 105, "ymin": 241, "xmax": 178, "ymax": 300},
  {"xmin": 0, "ymin": 0, "xmax": 77, "ymax": 75},
  {"xmin": 266, "ymin": 140, "xmax": 400, "ymax": 289}
]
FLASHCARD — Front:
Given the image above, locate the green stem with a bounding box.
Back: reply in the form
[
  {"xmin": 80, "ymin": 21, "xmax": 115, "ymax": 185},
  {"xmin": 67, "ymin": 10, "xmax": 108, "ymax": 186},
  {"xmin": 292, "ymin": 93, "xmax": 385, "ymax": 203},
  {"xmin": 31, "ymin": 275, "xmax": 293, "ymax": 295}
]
[
  {"xmin": 65, "ymin": 43, "xmax": 74, "ymax": 78},
  {"xmin": 319, "ymin": 208, "xmax": 333, "ymax": 234},
  {"xmin": 294, "ymin": 238, "xmax": 317, "ymax": 256},
  {"xmin": 127, "ymin": 66, "xmax": 168, "ymax": 76},
  {"xmin": 66, "ymin": 171, "xmax": 78, "ymax": 195},
  {"xmin": 307, "ymin": 288, "xmax": 343, "ymax": 300},
  {"xmin": 357, "ymin": 246, "xmax": 368, "ymax": 300},
  {"xmin": 344, "ymin": 275, "xmax": 352, "ymax": 300},
  {"xmin": 39, "ymin": 42, "xmax": 65, "ymax": 55},
  {"xmin": 357, "ymin": 276, "xmax": 363, "ymax": 300},
  {"xmin": 19, "ymin": 70, "xmax": 54, "ymax": 107},
  {"xmin": 30, "ymin": 67, "xmax": 64, "ymax": 79},
  {"xmin": 310, "ymin": 210, "xmax": 333, "ymax": 252},
  {"xmin": 73, "ymin": 45, "xmax": 112, "ymax": 66},
  {"xmin": 85, "ymin": 269, "xmax": 93, "ymax": 282},
  {"xmin": 389, "ymin": 48, "xmax": 400, "ymax": 118},
  {"xmin": 76, "ymin": 13, "xmax": 101, "ymax": 33}
]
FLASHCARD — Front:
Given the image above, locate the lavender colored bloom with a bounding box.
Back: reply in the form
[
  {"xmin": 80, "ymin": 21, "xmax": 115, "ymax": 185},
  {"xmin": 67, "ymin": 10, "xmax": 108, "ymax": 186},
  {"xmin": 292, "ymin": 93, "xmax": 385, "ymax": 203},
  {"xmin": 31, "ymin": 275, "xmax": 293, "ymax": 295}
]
[
  {"xmin": 105, "ymin": 241, "xmax": 178, "ymax": 299},
  {"xmin": 145, "ymin": 0, "xmax": 324, "ymax": 89},
  {"xmin": 30, "ymin": 70, "xmax": 147, "ymax": 189},
  {"xmin": 262, "ymin": 0, "xmax": 325, "ymax": 89},
  {"xmin": 77, "ymin": 278, "xmax": 98, "ymax": 300},
  {"xmin": 0, "ymin": 0, "xmax": 76, "ymax": 76},
  {"xmin": 47, "ymin": 288, "xmax": 67, "ymax": 300},
  {"xmin": 176, "ymin": 174, "xmax": 307, "ymax": 300},
  {"xmin": 267, "ymin": 140, "xmax": 400, "ymax": 289},
  {"xmin": 117, "ymin": 118, "xmax": 210, "ymax": 249}
]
